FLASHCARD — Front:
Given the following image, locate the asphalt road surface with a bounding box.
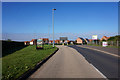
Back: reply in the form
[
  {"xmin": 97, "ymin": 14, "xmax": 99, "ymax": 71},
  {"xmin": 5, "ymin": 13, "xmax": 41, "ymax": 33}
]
[
  {"xmin": 68, "ymin": 45, "xmax": 119, "ymax": 79},
  {"xmin": 29, "ymin": 45, "xmax": 104, "ymax": 79}
]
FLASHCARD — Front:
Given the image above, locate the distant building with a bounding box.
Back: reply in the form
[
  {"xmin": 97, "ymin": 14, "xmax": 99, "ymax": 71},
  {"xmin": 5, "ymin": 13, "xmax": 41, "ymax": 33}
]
[
  {"xmin": 30, "ymin": 39, "xmax": 37, "ymax": 45},
  {"xmin": 67, "ymin": 40, "xmax": 70, "ymax": 43},
  {"xmin": 24, "ymin": 41, "xmax": 30, "ymax": 45},
  {"xmin": 55, "ymin": 40, "xmax": 60, "ymax": 44},
  {"xmin": 89, "ymin": 39, "xmax": 92, "ymax": 42},
  {"xmin": 42, "ymin": 38, "xmax": 49, "ymax": 44},
  {"xmin": 84, "ymin": 38, "xmax": 90, "ymax": 44},
  {"xmin": 60, "ymin": 37, "xmax": 68, "ymax": 44},
  {"xmin": 68, "ymin": 40, "xmax": 75, "ymax": 44},
  {"xmin": 101, "ymin": 36, "xmax": 111, "ymax": 41},
  {"xmin": 49, "ymin": 40, "xmax": 53, "ymax": 44},
  {"xmin": 76, "ymin": 37, "xmax": 86, "ymax": 44},
  {"xmin": 24, "ymin": 38, "xmax": 48, "ymax": 45}
]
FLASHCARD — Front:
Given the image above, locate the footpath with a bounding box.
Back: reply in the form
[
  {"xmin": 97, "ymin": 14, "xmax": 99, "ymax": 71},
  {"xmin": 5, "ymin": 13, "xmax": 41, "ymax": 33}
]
[{"xmin": 29, "ymin": 45, "xmax": 104, "ymax": 78}]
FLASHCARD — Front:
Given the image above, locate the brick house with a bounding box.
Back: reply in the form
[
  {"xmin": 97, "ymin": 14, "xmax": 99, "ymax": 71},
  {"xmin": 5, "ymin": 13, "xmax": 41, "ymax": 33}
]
[
  {"xmin": 68, "ymin": 40, "xmax": 75, "ymax": 44},
  {"xmin": 101, "ymin": 36, "xmax": 111, "ymax": 41},
  {"xmin": 24, "ymin": 41, "xmax": 30, "ymax": 45},
  {"xmin": 49, "ymin": 40, "xmax": 53, "ymax": 44},
  {"xmin": 89, "ymin": 39, "xmax": 92, "ymax": 42},
  {"xmin": 84, "ymin": 38, "xmax": 90, "ymax": 43},
  {"xmin": 55, "ymin": 40, "xmax": 60, "ymax": 44},
  {"xmin": 30, "ymin": 39, "xmax": 37, "ymax": 45},
  {"xmin": 76, "ymin": 37, "xmax": 86, "ymax": 44},
  {"xmin": 24, "ymin": 39, "xmax": 37, "ymax": 45},
  {"xmin": 42, "ymin": 38, "xmax": 49, "ymax": 44}
]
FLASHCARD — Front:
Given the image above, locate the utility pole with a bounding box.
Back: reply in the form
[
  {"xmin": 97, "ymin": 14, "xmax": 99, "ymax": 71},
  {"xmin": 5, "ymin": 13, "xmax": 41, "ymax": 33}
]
[
  {"xmin": 48, "ymin": 25, "xmax": 50, "ymax": 45},
  {"xmin": 52, "ymin": 8, "xmax": 56, "ymax": 48}
]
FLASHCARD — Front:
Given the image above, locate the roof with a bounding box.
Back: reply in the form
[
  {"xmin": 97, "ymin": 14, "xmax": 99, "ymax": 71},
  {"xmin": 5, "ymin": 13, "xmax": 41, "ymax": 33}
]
[
  {"xmin": 78, "ymin": 37, "xmax": 85, "ymax": 42},
  {"xmin": 31, "ymin": 39, "xmax": 35, "ymax": 41},
  {"xmin": 69, "ymin": 40, "xmax": 75, "ymax": 42},
  {"xmin": 67, "ymin": 40, "xmax": 70, "ymax": 42},
  {"xmin": 38, "ymin": 38, "xmax": 49, "ymax": 41},
  {"xmin": 101, "ymin": 36, "xmax": 111, "ymax": 40},
  {"xmin": 60, "ymin": 37, "xmax": 68, "ymax": 40},
  {"xmin": 85, "ymin": 38, "xmax": 89, "ymax": 42},
  {"xmin": 49, "ymin": 40, "xmax": 53, "ymax": 42},
  {"xmin": 55, "ymin": 40, "xmax": 60, "ymax": 43},
  {"xmin": 43, "ymin": 38, "xmax": 49, "ymax": 41},
  {"xmin": 89, "ymin": 39, "xmax": 92, "ymax": 41},
  {"xmin": 55, "ymin": 40, "xmax": 60, "ymax": 41}
]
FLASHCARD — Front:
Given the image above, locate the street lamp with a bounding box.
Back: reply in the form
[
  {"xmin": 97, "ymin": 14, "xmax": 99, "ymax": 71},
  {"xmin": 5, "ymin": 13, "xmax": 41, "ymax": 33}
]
[{"xmin": 52, "ymin": 8, "xmax": 56, "ymax": 48}]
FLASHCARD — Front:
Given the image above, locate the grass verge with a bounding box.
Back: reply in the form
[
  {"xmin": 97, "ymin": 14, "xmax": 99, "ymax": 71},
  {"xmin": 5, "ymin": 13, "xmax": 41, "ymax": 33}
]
[
  {"xmin": 87, "ymin": 44, "xmax": 120, "ymax": 48},
  {"xmin": 2, "ymin": 45, "xmax": 57, "ymax": 80}
]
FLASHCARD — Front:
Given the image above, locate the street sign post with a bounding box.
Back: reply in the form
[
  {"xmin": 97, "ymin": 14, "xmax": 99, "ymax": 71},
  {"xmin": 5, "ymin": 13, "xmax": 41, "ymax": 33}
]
[
  {"xmin": 92, "ymin": 35, "xmax": 98, "ymax": 40},
  {"xmin": 102, "ymin": 42, "xmax": 108, "ymax": 47},
  {"xmin": 92, "ymin": 35, "xmax": 98, "ymax": 44},
  {"xmin": 36, "ymin": 39, "xmax": 44, "ymax": 49}
]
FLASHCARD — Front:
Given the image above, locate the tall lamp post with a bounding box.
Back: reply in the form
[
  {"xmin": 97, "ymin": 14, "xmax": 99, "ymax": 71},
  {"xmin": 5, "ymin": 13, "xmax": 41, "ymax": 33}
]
[{"xmin": 52, "ymin": 8, "xmax": 56, "ymax": 48}]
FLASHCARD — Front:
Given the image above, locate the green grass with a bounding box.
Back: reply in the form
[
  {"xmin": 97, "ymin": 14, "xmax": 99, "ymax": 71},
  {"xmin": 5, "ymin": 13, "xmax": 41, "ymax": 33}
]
[
  {"xmin": 2, "ymin": 45, "xmax": 57, "ymax": 80},
  {"xmin": 87, "ymin": 44, "xmax": 102, "ymax": 46},
  {"xmin": 87, "ymin": 44, "xmax": 120, "ymax": 48},
  {"xmin": 106, "ymin": 45, "xmax": 120, "ymax": 48}
]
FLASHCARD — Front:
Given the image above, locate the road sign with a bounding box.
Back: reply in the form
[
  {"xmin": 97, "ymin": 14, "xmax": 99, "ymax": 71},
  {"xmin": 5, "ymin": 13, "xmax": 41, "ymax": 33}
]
[
  {"xmin": 92, "ymin": 35, "xmax": 98, "ymax": 40},
  {"xmin": 102, "ymin": 42, "xmax": 108, "ymax": 47},
  {"xmin": 37, "ymin": 39, "xmax": 43, "ymax": 45}
]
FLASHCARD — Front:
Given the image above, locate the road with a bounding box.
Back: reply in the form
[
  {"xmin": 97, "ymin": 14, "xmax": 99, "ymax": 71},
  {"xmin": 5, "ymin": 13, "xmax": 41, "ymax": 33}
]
[
  {"xmin": 29, "ymin": 45, "xmax": 104, "ymax": 78},
  {"xmin": 68, "ymin": 45, "xmax": 119, "ymax": 79},
  {"xmin": 77, "ymin": 45, "xmax": 119, "ymax": 56}
]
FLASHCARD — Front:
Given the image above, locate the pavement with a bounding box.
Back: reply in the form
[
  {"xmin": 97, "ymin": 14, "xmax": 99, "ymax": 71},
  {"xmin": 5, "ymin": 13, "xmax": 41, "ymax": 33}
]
[
  {"xmin": 69, "ymin": 45, "xmax": 119, "ymax": 79},
  {"xmin": 28, "ymin": 45, "xmax": 104, "ymax": 78}
]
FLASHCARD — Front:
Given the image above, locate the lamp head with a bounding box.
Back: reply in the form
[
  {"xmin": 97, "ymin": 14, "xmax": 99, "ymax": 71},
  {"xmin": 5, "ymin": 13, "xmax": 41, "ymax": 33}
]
[{"xmin": 53, "ymin": 8, "xmax": 56, "ymax": 10}]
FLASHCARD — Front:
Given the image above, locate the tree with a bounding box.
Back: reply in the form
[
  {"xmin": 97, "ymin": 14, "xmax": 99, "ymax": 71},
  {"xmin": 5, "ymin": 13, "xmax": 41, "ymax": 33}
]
[{"xmin": 7, "ymin": 39, "xmax": 12, "ymax": 41}]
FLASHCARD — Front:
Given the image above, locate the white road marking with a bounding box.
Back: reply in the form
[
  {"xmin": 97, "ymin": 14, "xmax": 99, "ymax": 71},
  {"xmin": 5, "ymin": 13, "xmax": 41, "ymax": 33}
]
[
  {"xmin": 90, "ymin": 63, "xmax": 108, "ymax": 79},
  {"xmin": 80, "ymin": 46, "xmax": 120, "ymax": 58}
]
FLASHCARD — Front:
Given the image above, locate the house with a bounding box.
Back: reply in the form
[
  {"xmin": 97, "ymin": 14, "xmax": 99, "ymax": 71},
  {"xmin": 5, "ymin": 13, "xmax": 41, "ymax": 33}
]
[
  {"xmin": 42, "ymin": 38, "xmax": 49, "ymax": 44},
  {"xmin": 76, "ymin": 37, "xmax": 86, "ymax": 44},
  {"xmin": 68, "ymin": 40, "xmax": 75, "ymax": 44},
  {"xmin": 37, "ymin": 38, "xmax": 49, "ymax": 44},
  {"xmin": 89, "ymin": 39, "xmax": 92, "ymax": 42},
  {"xmin": 24, "ymin": 41, "xmax": 30, "ymax": 45},
  {"xmin": 101, "ymin": 36, "xmax": 111, "ymax": 41},
  {"xmin": 60, "ymin": 37, "xmax": 68, "ymax": 44},
  {"xmin": 67, "ymin": 40, "xmax": 70, "ymax": 43},
  {"xmin": 55, "ymin": 40, "xmax": 60, "ymax": 44},
  {"xmin": 49, "ymin": 40, "xmax": 53, "ymax": 44},
  {"xmin": 84, "ymin": 38, "xmax": 90, "ymax": 44},
  {"xmin": 30, "ymin": 39, "xmax": 37, "ymax": 45}
]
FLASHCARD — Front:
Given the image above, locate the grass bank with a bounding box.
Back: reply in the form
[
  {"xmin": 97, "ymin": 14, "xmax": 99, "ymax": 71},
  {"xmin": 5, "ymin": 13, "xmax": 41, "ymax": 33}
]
[
  {"xmin": 2, "ymin": 41, "xmax": 27, "ymax": 57},
  {"xmin": 2, "ymin": 45, "xmax": 57, "ymax": 80},
  {"xmin": 87, "ymin": 44, "xmax": 120, "ymax": 48}
]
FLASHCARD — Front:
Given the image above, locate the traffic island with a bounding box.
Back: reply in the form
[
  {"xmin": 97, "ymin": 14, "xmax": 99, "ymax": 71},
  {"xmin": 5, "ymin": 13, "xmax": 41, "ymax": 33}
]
[
  {"xmin": 17, "ymin": 48, "xmax": 59, "ymax": 80},
  {"xmin": 2, "ymin": 45, "xmax": 58, "ymax": 80}
]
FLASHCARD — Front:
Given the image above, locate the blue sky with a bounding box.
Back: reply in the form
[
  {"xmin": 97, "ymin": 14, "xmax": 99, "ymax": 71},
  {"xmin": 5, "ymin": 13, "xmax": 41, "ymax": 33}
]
[{"xmin": 2, "ymin": 2, "xmax": 118, "ymax": 41}]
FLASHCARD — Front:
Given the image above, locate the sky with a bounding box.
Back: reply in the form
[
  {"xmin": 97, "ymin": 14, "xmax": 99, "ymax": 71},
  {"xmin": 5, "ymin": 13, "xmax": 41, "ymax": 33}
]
[{"xmin": 2, "ymin": 2, "xmax": 118, "ymax": 41}]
